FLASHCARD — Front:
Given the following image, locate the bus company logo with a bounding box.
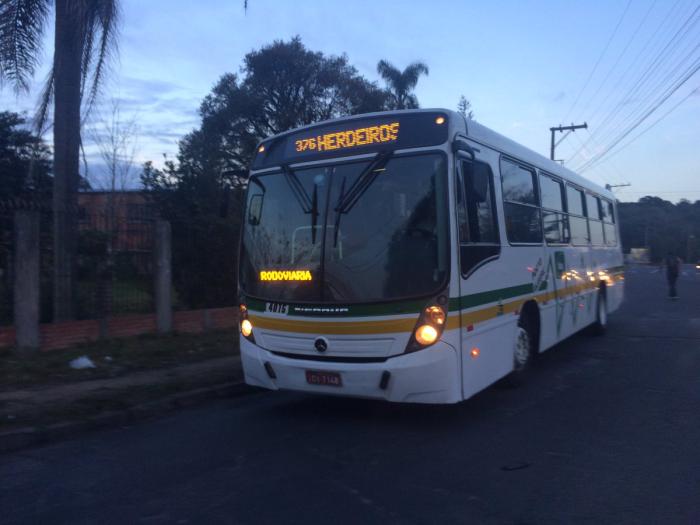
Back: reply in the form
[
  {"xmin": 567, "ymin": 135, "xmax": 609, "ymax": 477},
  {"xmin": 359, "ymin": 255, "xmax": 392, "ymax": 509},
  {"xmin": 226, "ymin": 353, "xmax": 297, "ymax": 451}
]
[
  {"xmin": 314, "ymin": 337, "xmax": 328, "ymax": 353},
  {"xmin": 295, "ymin": 122, "xmax": 399, "ymax": 153},
  {"xmin": 259, "ymin": 270, "xmax": 313, "ymax": 281}
]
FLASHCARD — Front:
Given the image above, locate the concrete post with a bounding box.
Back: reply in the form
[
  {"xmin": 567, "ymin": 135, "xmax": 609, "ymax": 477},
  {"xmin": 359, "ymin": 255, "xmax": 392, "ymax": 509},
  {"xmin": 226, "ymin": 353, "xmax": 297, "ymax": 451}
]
[
  {"xmin": 154, "ymin": 220, "xmax": 172, "ymax": 333},
  {"xmin": 14, "ymin": 210, "xmax": 40, "ymax": 353}
]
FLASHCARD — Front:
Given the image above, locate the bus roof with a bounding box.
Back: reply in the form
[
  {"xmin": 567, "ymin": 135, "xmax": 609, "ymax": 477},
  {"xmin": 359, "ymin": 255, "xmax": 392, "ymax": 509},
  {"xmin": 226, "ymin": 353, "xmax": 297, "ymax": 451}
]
[
  {"xmin": 461, "ymin": 114, "xmax": 612, "ymax": 198},
  {"xmin": 254, "ymin": 108, "xmax": 614, "ymax": 199}
]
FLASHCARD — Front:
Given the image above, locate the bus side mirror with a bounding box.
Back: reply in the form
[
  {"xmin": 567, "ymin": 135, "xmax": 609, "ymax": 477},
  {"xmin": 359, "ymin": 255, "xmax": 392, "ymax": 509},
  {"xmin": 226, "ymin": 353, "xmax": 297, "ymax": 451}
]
[{"xmin": 452, "ymin": 138, "xmax": 475, "ymax": 158}]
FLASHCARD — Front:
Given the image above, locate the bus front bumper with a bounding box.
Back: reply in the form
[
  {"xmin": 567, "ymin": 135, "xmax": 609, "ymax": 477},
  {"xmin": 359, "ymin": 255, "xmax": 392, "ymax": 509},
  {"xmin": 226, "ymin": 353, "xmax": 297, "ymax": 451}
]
[{"xmin": 240, "ymin": 337, "xmax": 462, "ymax": 404}]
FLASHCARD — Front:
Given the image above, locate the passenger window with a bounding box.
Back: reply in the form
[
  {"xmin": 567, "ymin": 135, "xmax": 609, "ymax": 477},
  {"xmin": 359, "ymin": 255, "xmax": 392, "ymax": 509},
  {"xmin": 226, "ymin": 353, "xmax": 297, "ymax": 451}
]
[
  {"xmin": 501, "ymin": 159, "xmax": 538, "ymax": 205},
  {"xmin": 601, "ymin": 198, "xmax": 617, "ymax": 245},
  {"xmin": 566, "ymin": 185, "xmax": 588, "ymax": 245},
  {"xmin": 566, "ymin": 185, "xmax": 585, "ymax": 216},
  {"xmin": 539, "ymin": 174, "xmax": 564, "ymax": 211},
  {"xmin": 540, "ymin": 174, "xmax": 569, "ymax": 244},
  {"xmin": 586, "ymin": 194, "xmax": 602, "ymax": 220},
  {"xmin": 501, "ymin": 158, "xmax": 542, "ymax": 244},
  {"xmin": 601, "ymin": 199, "xmax": 615, "ymax": 223},
  {"xmin": 458, "ymin": 159, "xmax": 500, "ymax": 275},
  {"xmin": 586, "ymin": 194, "xmax": 604, "ymax": 246}
]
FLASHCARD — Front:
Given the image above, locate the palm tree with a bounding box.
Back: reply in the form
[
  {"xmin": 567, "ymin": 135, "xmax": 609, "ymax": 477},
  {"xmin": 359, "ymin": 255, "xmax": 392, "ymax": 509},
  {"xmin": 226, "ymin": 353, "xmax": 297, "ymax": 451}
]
[
  {"xmin": 376, "ymin": 60, "xmax": 429, "ymax": 110},
  {"xmin": 0, "ymin": 0, "xmax": 119, "ymax": 320}
]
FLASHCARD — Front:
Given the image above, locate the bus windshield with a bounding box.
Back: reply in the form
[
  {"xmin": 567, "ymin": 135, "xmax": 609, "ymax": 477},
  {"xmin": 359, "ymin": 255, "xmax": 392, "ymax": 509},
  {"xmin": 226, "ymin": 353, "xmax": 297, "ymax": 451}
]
[{"xmin": 240, "ymin": 152, "xmax": 448, "ymax": 303}]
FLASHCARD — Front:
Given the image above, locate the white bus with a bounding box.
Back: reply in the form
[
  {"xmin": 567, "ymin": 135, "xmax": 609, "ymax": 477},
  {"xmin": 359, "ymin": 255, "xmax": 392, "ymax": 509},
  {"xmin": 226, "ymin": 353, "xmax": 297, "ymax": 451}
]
[{"xmin": 238, "ymin": 109, "xmax": 624, "ymax": 404}]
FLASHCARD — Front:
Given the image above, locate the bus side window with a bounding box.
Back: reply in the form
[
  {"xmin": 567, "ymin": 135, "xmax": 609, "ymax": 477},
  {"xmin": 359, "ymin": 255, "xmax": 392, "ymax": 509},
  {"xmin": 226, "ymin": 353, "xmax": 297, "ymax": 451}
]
[
  {"xmin": 586, "ymin": 193, "xmax": 604, "ymax": 246},
  {"xmin": 458, "ymin": 159, "xmax": 500, "ymax": 275},
  {"xmin": 500, "ymin": 158, "xmax": 542, "ymax": 244},
  {"xmin": 567, "ymin": 185, "xmax": 589, "ymax": 245},
  {"xmin": 540, "ymin": 173, "xmax": 569, "ymax": 244},
  {"xmin": 601, "ymin": 197, "xmax": 617, "ymax": 245}
]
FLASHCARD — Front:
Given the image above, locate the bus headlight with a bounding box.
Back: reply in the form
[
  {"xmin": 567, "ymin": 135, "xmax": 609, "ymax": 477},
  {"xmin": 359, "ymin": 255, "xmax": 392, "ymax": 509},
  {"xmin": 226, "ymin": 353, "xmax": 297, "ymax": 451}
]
[
  {"xmin": 241, "ymin": 319, "xmax": 253, "ymax": 337},
  {"xmin": 239, "ymin": 304, "xmax": 255, "ymax": 342},
  {"xmin": 415, "ymin": 324, "xmax": 439, "ymax": 345},
  {"xmin": 406, "ymin": 303, "xmax": 447, "ymax": 352}
]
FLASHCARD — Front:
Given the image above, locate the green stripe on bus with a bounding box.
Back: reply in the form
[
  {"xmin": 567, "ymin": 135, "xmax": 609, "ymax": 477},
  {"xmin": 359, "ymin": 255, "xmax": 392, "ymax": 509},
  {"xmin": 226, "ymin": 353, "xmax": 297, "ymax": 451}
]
[{"xmin": 448, "ymin": 283, "xmax": 534, "ymax": 311}]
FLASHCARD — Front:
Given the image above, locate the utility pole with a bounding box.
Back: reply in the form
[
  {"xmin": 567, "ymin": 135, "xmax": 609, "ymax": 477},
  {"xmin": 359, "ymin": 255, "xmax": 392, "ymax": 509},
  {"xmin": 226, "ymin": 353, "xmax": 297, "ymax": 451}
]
[{"xmin": 550, "ymin": 122, "xmax": 588, "ymax": 160}]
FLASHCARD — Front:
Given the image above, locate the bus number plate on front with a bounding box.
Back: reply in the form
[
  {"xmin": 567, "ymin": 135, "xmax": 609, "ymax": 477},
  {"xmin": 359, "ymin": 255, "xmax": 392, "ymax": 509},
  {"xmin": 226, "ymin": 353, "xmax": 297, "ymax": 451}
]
[{"xmin": 306, "ymin": 370, "xmax": 342, "ymax": 387}]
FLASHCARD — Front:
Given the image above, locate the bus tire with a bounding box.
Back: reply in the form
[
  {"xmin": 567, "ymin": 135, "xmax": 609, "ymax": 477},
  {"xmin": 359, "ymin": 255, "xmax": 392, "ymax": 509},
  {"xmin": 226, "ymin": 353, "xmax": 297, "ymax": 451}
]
[
  {"xmin": 506, "ymin": 313, "xmax": 536, "ymax": 387},
  {"xmin": 591, "ymin": 288, "xmax": 607, "ymax": 336}
]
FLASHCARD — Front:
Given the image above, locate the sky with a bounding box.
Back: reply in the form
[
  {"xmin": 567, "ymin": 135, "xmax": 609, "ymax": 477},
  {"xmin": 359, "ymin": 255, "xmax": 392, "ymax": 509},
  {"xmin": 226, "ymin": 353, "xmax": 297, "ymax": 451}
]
[{"xmin": 1, "ymin": 0, "xmax": 699, "ymax": 202}]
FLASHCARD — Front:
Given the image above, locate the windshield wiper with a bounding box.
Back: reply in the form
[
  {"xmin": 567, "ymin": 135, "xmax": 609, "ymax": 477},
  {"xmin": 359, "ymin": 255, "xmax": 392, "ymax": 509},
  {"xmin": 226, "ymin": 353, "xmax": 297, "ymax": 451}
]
[
  {"xmin": 333, "ymin": 175, "xmax": 346, "ymax": 247},
  {"xmin": 311, "ymin": 183, "xmax": 318, "ymax": 244},
  {"xmin": 333, "ymin": 151, "xmax": 393, "ymax": 246},
  {"xmin": 282, "ymin": 164, "xmax": 322, "ymax": 245},
  {"xmin": 281, "ymin": 164, "xmax": 312, "ymax": 213}
]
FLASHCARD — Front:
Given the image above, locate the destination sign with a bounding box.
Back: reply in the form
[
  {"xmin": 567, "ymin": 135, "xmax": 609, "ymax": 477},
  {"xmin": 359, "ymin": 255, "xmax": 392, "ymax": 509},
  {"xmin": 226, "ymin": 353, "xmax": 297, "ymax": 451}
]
[
  {"xmin": 251, "ymin": 112, "xmax": 448, "ymax": 169},
  {"xmin": 259, "ymin": 270, "xmax": 313, "ymax": 282},
  {"xmin": 294, "ymin": 122, "xmax": 400, "ymax": 153}
]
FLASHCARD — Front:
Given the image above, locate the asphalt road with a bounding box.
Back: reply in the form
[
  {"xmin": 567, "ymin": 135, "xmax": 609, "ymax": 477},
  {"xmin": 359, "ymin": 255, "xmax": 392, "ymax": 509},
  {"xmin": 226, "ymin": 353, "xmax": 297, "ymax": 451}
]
[{"xmin": 2, "ymin": 265, "xmax": 699, "ymax": 524}]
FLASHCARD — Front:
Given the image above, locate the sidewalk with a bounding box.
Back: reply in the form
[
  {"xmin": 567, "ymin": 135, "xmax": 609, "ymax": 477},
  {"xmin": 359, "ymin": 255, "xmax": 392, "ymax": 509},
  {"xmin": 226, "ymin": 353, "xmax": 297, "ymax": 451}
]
[{"xmin": 0, "ymin": 348, "xmax": 254, "ymax": 453}]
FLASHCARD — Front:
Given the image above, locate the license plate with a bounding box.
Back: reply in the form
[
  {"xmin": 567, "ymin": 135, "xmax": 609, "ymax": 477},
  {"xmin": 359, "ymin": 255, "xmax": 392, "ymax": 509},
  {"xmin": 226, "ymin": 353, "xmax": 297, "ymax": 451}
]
[{"xmin": 305, "ymin": 370, "xmax": 342, "ymax": 387}]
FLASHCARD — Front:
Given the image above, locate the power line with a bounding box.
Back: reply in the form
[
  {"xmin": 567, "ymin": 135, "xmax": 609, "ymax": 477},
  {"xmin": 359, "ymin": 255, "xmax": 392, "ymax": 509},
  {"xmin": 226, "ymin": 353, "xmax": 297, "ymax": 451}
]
[
  {"xmin": 576, "ymin": 59, "xmax": 700, "ymax": 172},
  {"xmin": 577, "ymin": 60, "xmax": 700, "ymax": 172},
  {"xmin": 561, "ymin": 0, "xmax": 633, "ymax": 123},
  {"xmin": 570, "ymin": 8, "xmax": 699, "ymax": 163},
  {"xmin": 575, "ymin": 0, "xmax": 659, "ymax": 121},
  {"xmin": 578, "ymin": 85, "xmax": 700, "ymax": 172},
  {"xmin": 568, "ymin": 3, "xmax": 700, "ymax": 162},
  {"xmin": 586, "ymin": 34, "xmax": 700, "ymax": 154},
  {"xmin": 578, "ymin": 0, "xmax": 685, "ymax": 137},
  {"xmin": 617, "ymin": 190, "xmax": 700, "ymax": 194},
  {"xmin": 572, "ymin": 40, "xmax": 700, "ymax": 171},
  {"xmin": 570, "ymin": 131, "xmax": 623, "ymax": 183}
]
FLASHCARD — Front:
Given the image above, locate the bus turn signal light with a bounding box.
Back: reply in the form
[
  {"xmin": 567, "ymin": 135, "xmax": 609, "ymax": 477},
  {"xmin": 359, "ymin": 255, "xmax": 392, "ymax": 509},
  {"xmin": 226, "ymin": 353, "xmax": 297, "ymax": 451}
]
[
  {"xmin": 426, "ymin": 305, "xmax": 446, "ymax": 326},
  {"xmin": 415, "ymin": 324, "xmax": 439, "ymax": 345}
]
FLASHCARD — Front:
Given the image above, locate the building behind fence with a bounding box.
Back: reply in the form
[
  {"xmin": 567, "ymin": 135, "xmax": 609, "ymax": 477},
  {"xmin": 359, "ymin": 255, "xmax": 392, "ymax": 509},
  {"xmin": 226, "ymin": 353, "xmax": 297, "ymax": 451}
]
[{"xmin": 0, "ymin": 190, "xmax": 241, "ymax": 351}]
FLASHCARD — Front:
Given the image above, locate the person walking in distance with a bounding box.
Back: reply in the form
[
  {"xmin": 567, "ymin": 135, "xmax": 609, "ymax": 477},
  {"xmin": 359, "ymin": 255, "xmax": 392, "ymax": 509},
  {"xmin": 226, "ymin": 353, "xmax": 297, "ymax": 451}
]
[{"xmin": 665, "ymin": 252, "xmax": 681, "ymax": 299}]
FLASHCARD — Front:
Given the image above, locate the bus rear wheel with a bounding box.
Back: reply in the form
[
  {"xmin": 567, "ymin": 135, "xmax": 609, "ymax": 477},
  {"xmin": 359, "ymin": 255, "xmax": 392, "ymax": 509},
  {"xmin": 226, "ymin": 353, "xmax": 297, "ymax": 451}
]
[
  {"xmin": 591, "ymin": 289, "xmax": 607, "ymax": 336},
  {"xmin": 506, "ymin": 316, "xmax": 536, "ymax": 386}
]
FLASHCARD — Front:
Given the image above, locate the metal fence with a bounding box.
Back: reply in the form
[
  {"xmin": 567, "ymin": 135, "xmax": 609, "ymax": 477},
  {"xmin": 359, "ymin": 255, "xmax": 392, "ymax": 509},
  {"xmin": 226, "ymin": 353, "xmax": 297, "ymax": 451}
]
[
  {"xmin": 75, "ymin": 207, "xmax": 155, "ymax": 320},
  {"xmin": 1, "ymin": 192, "xmax": 242, "ymax": 328},
  {"xmin": 0, "ymin": 200, "xmax": 156, "ymax": 326}
]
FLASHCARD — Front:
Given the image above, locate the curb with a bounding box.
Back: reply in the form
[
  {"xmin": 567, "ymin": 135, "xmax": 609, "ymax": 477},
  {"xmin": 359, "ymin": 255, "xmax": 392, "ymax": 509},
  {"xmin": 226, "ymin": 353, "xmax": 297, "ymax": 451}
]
[{"xmin": 0, "ymin": 381, "xmax": 258, "ymax": 455}]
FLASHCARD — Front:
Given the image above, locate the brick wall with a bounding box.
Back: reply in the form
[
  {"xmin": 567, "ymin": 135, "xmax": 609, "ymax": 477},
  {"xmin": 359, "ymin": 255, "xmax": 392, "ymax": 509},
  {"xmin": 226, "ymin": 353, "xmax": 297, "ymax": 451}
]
[{"xmin": 0, "ymin": 307, "xmax": 238, "ymax": 352}]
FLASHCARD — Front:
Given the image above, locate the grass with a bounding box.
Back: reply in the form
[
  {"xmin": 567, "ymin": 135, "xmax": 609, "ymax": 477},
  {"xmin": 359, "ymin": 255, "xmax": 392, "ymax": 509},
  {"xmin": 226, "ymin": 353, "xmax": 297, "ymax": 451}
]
[
  {"xmin": 76, "ymin": 279, "xmax": 154, "ymax": 317},
  {"xmin": 0, "ymin": 329, "xmax": 239, "ymax": 392}
]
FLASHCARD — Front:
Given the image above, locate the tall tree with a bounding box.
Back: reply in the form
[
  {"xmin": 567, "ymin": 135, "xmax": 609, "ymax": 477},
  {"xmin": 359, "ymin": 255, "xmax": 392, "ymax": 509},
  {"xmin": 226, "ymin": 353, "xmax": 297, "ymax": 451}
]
[
  {"xmin": 142, "ymin": 37, "xmax": 390, "ymax": 308},
  {"xmin": 457, "ymin": 95, "xmax": 475, "ymax": 120},
  {"xmin": 0, "ymin": 111, "xmax": 52, "ymax": 199},
  {"xmin": 180, "ymin": 37, "xmax": 390, "ymax": 183},
  {"xmin": 0, "ymin": 0, "xmax": 119, "ymax": 320},
  {"xmin": 376, "ymin": 60, "xmax": 429, "ymax": 110}
]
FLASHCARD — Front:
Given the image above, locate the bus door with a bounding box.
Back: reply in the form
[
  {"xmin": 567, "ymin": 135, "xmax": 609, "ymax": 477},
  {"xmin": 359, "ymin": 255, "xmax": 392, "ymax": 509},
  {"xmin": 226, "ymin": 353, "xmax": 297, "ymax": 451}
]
[{"xmin": 455, "ymin": 151, "xmax": 504, "ymax": 394}]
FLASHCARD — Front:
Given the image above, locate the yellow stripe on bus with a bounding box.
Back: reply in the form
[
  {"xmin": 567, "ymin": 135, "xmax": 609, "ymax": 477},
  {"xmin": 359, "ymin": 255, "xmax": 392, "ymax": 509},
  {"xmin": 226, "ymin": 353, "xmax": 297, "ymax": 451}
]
[{"xmin": 251, "ymin": 277, "xmax": 615, "ymax": 336}]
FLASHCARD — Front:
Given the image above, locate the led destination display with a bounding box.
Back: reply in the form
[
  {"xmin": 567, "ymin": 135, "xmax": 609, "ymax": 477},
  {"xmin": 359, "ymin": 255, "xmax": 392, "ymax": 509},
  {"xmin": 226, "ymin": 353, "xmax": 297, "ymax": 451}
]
[
  {"xmin": 251, "ymin": 112, "xmax": 448, "ymax": 169},
  {"xmin": 294, "ymin": 122, "xmax": 400, "ymax": 153}
]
